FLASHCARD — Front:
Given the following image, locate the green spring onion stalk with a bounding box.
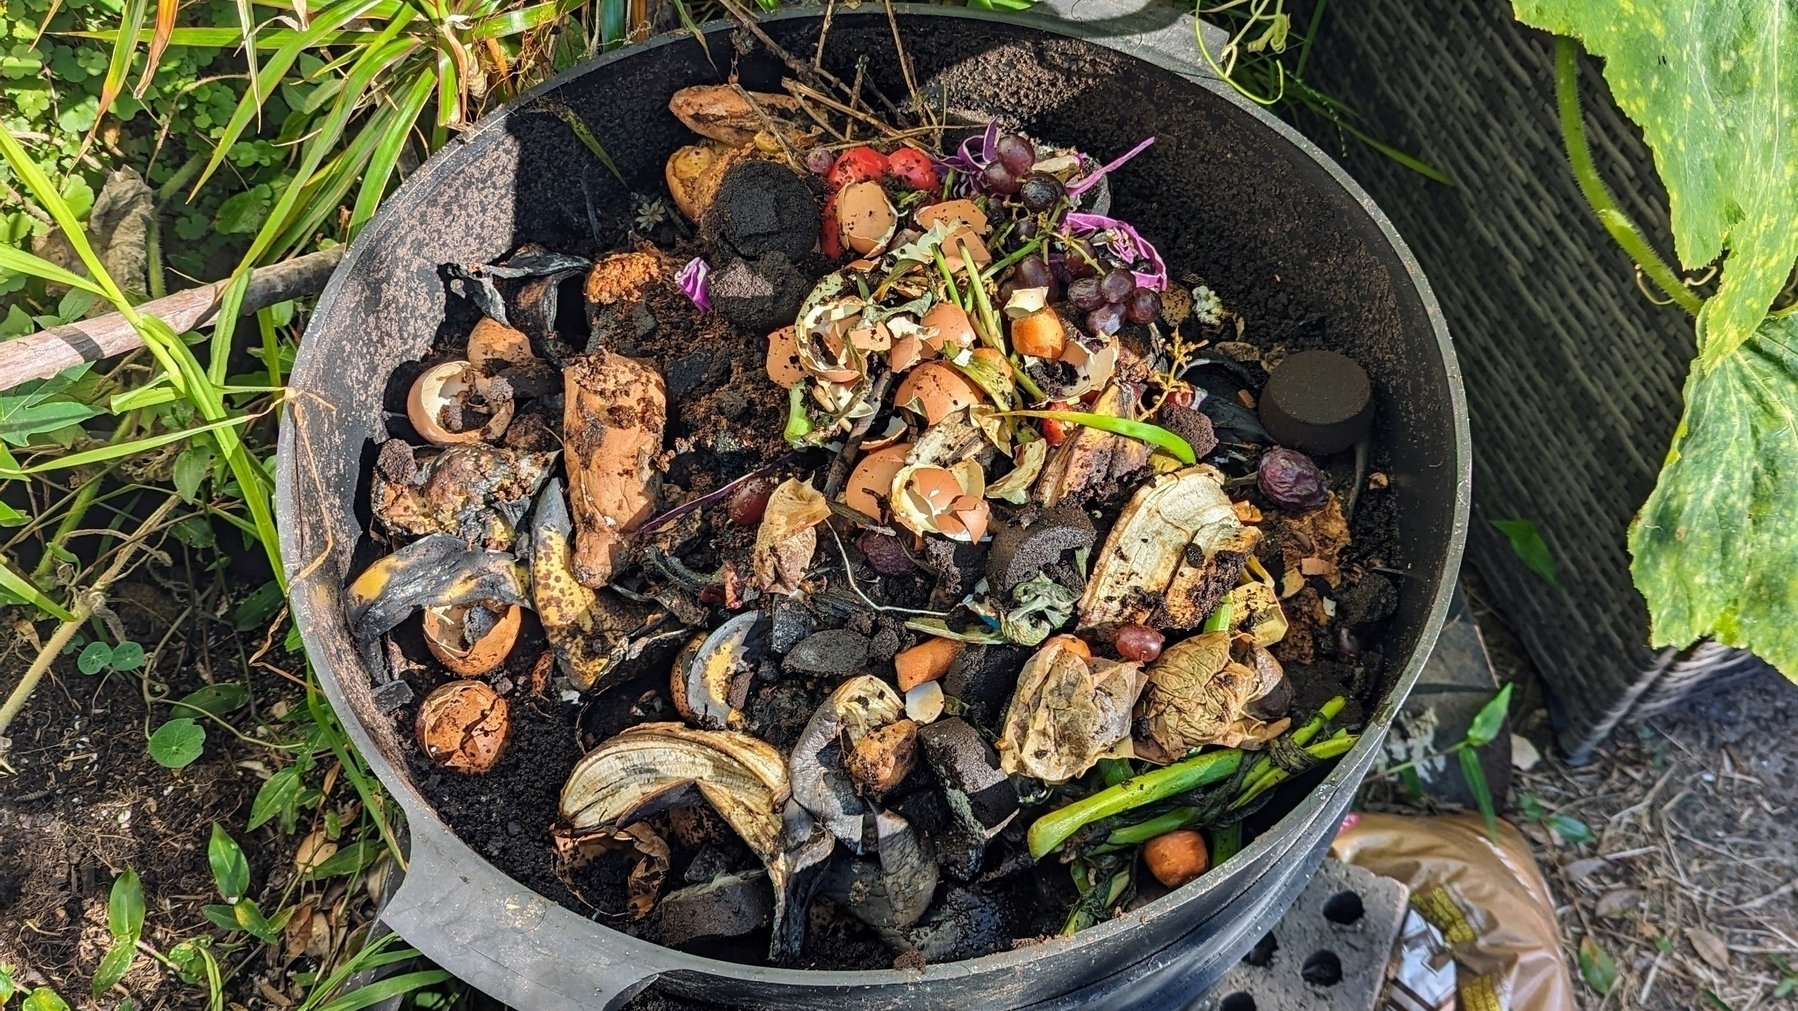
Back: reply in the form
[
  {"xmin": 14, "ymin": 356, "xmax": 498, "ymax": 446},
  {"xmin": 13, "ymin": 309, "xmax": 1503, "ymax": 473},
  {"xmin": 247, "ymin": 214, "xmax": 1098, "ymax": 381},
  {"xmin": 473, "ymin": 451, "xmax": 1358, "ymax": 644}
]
[
  {"xmin": 1104, "ymin": 805, "xmax": 1200, "ymax": 848},
  {"xmin": 1211, "ymin": 823, "xmax": 1243, "ymax": 863},
  {"xmin": 782, "ymin": 385, "xmax": 813, "ymax": 445},
  {"xmin": 1238, "ymin": 695, "xmax": 1345, "ymax": 791},
  {"xmin": 1028, "ymin": 748, "xmax": 1244, "ymax": 859},
  {"xmin": 1001, "ymin": 410, "xmax": 1197, "ymax": 465},
  {"xmin": 932, "ymin": 245, "xmax": 965, "ymax": 311},
  {"xmin": 1201, "ymin": 600, "xmax": 1235, "ymax": 633},
  {"xmin": 1231, "ymin": 732, "xmax": 1359, "ymax": 810}
]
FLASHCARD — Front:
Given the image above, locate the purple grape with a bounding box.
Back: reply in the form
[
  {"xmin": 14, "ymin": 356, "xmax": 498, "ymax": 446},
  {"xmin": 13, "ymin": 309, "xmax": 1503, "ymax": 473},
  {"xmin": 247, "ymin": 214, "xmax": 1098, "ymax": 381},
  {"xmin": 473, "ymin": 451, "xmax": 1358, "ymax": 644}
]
[
  {"xmin": 1257, "ymin": 447, "xmax": 1329, "ymax": 511},
  {"xmin": 982, "ymin": 161, "xmax": 1021, "ymax": 196},
  {"xmin": 1068, "ymin": 276, "xmax": 1107, "ymax": 311},
  {"xmin": 1014, "ymin": 255, "xmax": 1053, "ymax": 290},
  {"xmin": 1124, "ymin": 286, "xmax": 1161, "ymax": 325},
  {"xmin": 804, "ymin": 147, "xmax": 837, "ymax": 175},
  {"xmin": 1017, "ymin": 172, "xmax": 1063, "ymax": 213},
  {"xmin": 1061, "ymin": 238, "xmax": 1098, "ymax": 279},
  {"xmin": 1086, "ymin": 302, "xmax": 1124, "ymax": 336},
  {"xmin": 1014, "ymin": 216, "xmax": 1042, "ymax": 242},
  {"xmin": 995, "ymin": 134, "xmax": 1035, "ymax": 176},
  {"xmin": 1099, "ymin": 268, "xmax": 1135, "ymax": 304}
]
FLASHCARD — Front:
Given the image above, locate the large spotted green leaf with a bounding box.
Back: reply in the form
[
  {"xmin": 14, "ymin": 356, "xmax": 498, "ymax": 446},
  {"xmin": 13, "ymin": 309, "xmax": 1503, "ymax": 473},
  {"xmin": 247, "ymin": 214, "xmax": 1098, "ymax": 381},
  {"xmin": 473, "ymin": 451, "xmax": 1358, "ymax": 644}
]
[
  {"xmin": 1629, "ymin": 313, "xmax": 1798, "ymax": 678},
  {"xmin": 1513, "ymin": 0, "xmax": 1798, "ymax": 369}
]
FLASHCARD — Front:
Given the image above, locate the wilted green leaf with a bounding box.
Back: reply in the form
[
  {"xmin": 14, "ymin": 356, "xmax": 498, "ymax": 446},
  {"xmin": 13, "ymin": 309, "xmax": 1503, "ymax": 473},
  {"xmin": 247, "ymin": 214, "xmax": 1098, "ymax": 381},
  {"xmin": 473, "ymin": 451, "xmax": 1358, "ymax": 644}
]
[
  {"xmin": 90, "ymin": 942, "xmax": 133, "ymax": 999},
  {"xmin": 1579, "ymin": 935, "xmax": 1618, "ymax": 994},
  {"xmin": 208, "ymin": 823, "xmax": 250, "ymax": 902},
  {"xmin": 147, "ymin": 717, "xmax": 205, "ymax": 768},
  {"xmin": 233, "ymin": 898, "xmax": 280, "ymax": 944},
  {"xmin": 1491, "ymin": 520, "xmax": 1560, "ymax": 589},
  {"xmin": 171, "ymin": 683, "xmax": 249, "ymax": 719},
  {"xmin": 1465, "ymin": 683, "xmax": 1514, "ymax": 748},
  {"xmin": 234, "ymin": 579, "xmax": 285, "ymax": 630},
  {"xmin": 305, "ymin": 839, "xmax": 381, "ymax": 880},
  {"xmin": 1630, "ymin": 314, "xmax": 1798, "ymax": 680},
  {"xmin": 77, "ymin": 641, "xmax": 114, "ymax": 675},
  {"xmin": 248, "ymin": 766, "xmax": 302, "ymax": 830},
  {"xmin": 1512, "ymin": 0, "xmax": 1798, "ymax": 369},
  {"xmin": 108, "ymin": 867, "xmax": 144, "ymax": 940},
  {"xmin": 1549, "ymin": 813, "xmax": 1595, "ymax": 844},
  {"xmin": 21, "ymin": 987, "xmax": 72, "ymax": 1011}
]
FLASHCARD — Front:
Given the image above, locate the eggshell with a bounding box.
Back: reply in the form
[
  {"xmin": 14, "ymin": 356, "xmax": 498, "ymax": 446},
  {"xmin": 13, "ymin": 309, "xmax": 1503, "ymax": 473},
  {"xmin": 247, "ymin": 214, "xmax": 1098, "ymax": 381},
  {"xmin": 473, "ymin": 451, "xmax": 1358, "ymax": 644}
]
[
  {"xmin": 467, "ymin": 318, "xmax": 536, "ymax": 373},
  {"xmin": 1011, "ymin": 309, "xmax": 1067, "ymax": 359},
  {"xmin": 916, "ymin": 199, "xmax": 990, "ymax": 236},
  {"xmin": 844, "ymin": 443, "xmax": 912, "ymax": 519},
  {"xmin": 766, "ymin": 326, "xmax": 805, "ymax": 388},
  {"xmin": 408, "ymin": 360, "xmax": 510, "ymax": 445},
  {"xmin": 837, "ymin": 181, "xmax": 897, "ymax": 256},
  {"xmin": 894, "ymin": 361, "xmax": 983, "ymax": 425},
  {"xmin": 423, "ymin": 603, "xmax": 523, "ymax": 676},
  {"xmin": 922, "ymin": 303, "xmax": 977, "ymax": 350}
]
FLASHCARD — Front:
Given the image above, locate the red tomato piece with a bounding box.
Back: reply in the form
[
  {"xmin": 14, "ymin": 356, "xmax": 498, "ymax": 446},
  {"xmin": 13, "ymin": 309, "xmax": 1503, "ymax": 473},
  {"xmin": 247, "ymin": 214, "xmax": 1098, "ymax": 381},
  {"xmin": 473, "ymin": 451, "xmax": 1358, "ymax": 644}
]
[
  {"xmin": 827, "ymin": 145, "xmax": 888, "ymax": 191},
  {"xmin": 886, "ymin": 146, "xmax": 940, "ymax": 191},
  {"xmin": 820, "ymin": 193, "xmax": 845, "ymax": 259}
]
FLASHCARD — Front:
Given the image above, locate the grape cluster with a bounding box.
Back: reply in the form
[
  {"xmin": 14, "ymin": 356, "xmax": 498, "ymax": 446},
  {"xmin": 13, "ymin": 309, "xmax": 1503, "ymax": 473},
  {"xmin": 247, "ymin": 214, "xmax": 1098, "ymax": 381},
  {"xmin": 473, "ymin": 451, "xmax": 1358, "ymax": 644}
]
[
  {"xmin": 983, "ymin": 134, "xmax": 1066, "ymax": 215},
  {"xmin": 1067, "ymin": 267, "xmax": 1161, "ymax": 335}
]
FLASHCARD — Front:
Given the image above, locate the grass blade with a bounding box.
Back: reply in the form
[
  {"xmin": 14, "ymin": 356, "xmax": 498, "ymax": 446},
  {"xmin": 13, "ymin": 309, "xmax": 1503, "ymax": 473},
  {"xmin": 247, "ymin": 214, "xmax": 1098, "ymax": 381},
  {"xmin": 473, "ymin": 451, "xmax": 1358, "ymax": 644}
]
[
  {"xmin": 1001, "ymin": 410, "xmax": 1197, "ymax": 464},
  {"xmin": 310, "ymin": 972, "xmax": 453, "ymax": 1011},
  {"xmin": 540, "ymin": 100, "xmax": 626, "ymax": 185},
  {"xmin": 82, "ymin": 0, "xmax": 149, "ymax": 155},
  {"xmin": 0, "ymin": 557, "xmax": 78, "ymax": 621},
  {"xmin": 190, "ymin": 0, "xmax": 388, "ymax": 193},
  {"xmin": 348, "ymin": 69, "xmax": 434, "ymax": 234},
  {"xmin": 1, "ymin": 413, "xmax": 260, "ymax": 475},
  {"xmin": 208, "ymin": 270, "xmax": 252, "ymax": 387},
  {"xmin": 1458, "ymin": 746, "xmax": 1499, "ymax": 843},
  {"xmin": 0, "ymin": 245, "xmax": 107, "ymax": 294},
  {"xmin": 135, "ymin": 0, "xmax": 180, "ymax": 97}
]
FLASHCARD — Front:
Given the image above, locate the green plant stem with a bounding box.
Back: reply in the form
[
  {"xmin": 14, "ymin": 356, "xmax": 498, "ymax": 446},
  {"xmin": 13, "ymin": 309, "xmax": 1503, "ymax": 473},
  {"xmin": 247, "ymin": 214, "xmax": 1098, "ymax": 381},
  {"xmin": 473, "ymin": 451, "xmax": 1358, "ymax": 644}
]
[
  {"xmin": 959, "ymin": 239, "xmax": 1004, "ymax": 351},
  {"xmin": 1236, "ymin": 695, "xmax": 1346, "ymax": 795},
  {"xmin": 1105, "ymin": 805, "xmax": 1199, "ymax": 847},
  {"xmin": 30, "ymin": 414, "xmax": 140, "ymax": 580},
  {"xmin": 1555, "ymin": 37, "xmax": 1702, "ymax": 316},
  {"xmin": 1231, "ymin": 733, "xmax": 1357, "ymax": 809},
  {"xmin": 932, "ymin": 245, "xmax": 965, "ymax": 311},
  {"xmin": 0, "ymin": 494, "xmax": 179, "ymax": 741},
  {"xmin": 1029, "ymin": 748, "xmax": 1245, "ymax": 858}
]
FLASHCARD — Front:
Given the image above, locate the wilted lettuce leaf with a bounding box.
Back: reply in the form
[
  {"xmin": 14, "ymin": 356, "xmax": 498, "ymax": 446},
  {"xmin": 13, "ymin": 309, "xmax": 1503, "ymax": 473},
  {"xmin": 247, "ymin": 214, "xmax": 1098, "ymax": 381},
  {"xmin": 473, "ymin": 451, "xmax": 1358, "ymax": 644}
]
[
  {"xmin": 1512, "ymin": 0, "xmax": 1798, "ymax": 369},
  {"xmin": 1629, "ymin": 313, "xmax": 1798, "ymax": 678}
]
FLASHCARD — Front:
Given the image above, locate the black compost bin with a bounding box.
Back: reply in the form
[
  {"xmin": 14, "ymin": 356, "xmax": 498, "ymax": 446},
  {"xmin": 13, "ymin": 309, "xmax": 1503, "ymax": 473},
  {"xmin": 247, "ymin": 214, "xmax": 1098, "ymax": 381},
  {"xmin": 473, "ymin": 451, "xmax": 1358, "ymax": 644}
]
[{"xmin": 276, "ymin": 8, "xmax": 1469, "ymax": 1009}]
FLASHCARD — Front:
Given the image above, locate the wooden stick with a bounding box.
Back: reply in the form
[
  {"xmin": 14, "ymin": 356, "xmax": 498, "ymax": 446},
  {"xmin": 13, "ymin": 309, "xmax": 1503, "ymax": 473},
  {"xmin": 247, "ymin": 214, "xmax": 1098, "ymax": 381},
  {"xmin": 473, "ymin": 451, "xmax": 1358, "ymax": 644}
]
[{"xmin": 0, "ymin": 246, "xmax": 344, "ymax": 391}]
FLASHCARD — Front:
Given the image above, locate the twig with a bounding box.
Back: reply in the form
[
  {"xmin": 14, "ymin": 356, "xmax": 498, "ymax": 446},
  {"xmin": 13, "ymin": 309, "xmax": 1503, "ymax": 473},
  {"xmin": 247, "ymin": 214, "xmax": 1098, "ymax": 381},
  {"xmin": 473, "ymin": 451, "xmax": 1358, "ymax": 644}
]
[
  {"xmin": 730, "ymin": 80, "xmax": 803, "ymax": 170},
  {"xmin": 882, "ymin": 0, "xmax": 931, "ymax": 135},
  {"xmin": 0, "ymin": 494, "xmax": 181, "ymax": 747},
  {"xmin": 0, "ymin": 247, "xmax": 343, "ymax": 391},
  {"xmin": 783, "ymin": 80, "xmax": 904, "ymax": 139},
  {"xmin": 813, "ymin": 0, "xmax": 835, "ymax": 71}
]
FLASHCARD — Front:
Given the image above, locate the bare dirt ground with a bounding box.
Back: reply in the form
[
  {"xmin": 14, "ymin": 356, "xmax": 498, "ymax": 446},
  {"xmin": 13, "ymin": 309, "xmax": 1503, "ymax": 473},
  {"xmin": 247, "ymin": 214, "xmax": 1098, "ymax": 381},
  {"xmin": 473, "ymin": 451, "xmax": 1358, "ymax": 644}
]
[{"xmin": 1514, "ymin": 666, "xmax": 1798, "ymax": 1010}]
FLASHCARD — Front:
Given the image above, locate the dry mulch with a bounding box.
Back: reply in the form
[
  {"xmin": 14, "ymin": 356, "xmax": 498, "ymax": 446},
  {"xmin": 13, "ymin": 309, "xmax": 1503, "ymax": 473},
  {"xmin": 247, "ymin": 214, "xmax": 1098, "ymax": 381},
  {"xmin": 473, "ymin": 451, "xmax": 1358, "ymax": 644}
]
[{"xmin": 1514, "ymin": 667, "xmax": 1798, "ymax": 1010}]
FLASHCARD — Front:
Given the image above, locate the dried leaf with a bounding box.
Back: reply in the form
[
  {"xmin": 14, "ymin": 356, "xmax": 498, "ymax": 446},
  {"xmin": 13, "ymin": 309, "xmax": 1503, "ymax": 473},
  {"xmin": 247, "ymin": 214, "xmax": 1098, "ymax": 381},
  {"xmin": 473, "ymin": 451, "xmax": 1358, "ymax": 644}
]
[
  {"xmin": 1594, "ymin": 888, "xmax": 1643, "ymax": 919},
  {"xmin": 1687, "ymin": 927, "xmax": 1731, "ymax": 972},
  {"xmin": 752, "ymin": 478, "xmax": 830, "ymax": 593},
  {"xmin": 293, "ymin": 830, "xmax": 337, "ymax": 874},
  {"xmin": 622, "ymin": 824, "xmax": 672, "ymax": 920}
]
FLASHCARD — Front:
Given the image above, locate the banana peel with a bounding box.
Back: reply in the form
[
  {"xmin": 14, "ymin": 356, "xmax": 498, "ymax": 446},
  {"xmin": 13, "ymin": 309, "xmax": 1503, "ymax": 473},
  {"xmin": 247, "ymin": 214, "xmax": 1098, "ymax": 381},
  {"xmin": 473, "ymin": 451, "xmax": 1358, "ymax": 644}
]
[
  {"xmin": 345, "ymin": 533, "xmax": 527, "ymax": 643},
  {"xmin": 531, "ymin": 477, "xmax": 650, "ymax": 691},
  {"xmin": 557, "ymin": 722, "xmax": 833, "ymax": 961},
  {"xmin": 1077, "ymin": 464, "xmax": 1258, "ymax": 632}
]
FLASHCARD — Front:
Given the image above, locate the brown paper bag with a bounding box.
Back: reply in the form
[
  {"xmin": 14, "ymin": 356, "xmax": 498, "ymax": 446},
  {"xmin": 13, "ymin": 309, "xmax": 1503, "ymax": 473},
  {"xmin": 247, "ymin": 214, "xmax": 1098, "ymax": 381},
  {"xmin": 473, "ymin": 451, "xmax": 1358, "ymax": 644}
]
[{"xmin": 1331, "ymin": 812, "xmax": 1575, "ymax": 1011}]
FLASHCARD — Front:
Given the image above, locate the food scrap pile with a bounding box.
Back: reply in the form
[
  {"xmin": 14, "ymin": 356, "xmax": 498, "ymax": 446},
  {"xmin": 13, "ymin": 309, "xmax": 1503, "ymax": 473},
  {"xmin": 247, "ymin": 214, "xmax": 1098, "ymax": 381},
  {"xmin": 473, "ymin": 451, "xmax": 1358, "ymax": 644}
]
[{"xmin": 345, "ymin": 73, "xmax": 1401, "ymax": 969}]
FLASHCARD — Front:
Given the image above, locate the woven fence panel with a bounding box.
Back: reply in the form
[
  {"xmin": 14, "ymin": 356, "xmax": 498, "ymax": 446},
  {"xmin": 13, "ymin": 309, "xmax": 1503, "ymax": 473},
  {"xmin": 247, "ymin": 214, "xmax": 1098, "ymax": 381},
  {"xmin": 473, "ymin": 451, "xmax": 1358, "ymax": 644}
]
[{"xmin": 1292, "ymin": 0, "xmax": 1698, "ymax": 755}]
